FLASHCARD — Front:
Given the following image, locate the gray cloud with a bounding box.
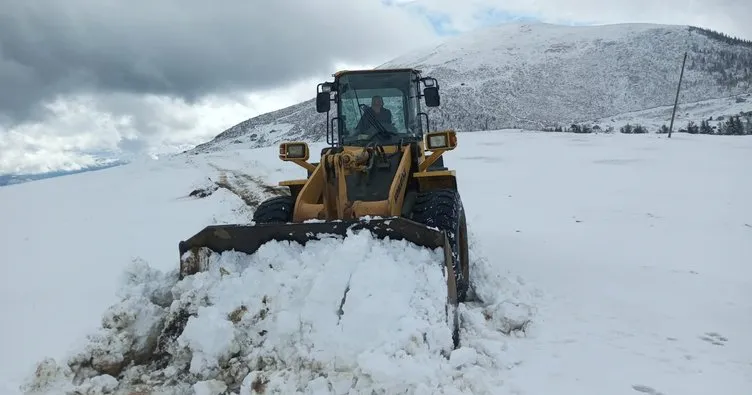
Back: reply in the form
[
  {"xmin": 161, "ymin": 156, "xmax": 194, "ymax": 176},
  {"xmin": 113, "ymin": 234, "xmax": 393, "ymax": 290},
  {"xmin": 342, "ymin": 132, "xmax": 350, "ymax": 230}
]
[
  {"xmin": 0, "ymin": 0, "xmax": 437, "ymax": 124},
  {"xmin": 4, "ymin": 0, "xmax": 749, "ymax": 175}
]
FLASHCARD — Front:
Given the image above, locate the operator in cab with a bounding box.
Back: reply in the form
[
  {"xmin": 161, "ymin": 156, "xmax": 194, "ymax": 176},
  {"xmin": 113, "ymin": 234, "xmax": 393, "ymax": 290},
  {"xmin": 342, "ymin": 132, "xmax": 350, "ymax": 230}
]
[{"xmin": 356, "ymin": 95, "xmax": 393, "ymax": 133}]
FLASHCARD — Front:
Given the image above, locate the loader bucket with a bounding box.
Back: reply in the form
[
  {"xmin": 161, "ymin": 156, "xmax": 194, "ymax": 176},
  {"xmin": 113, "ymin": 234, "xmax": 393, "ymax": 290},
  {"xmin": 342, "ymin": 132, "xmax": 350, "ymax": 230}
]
[{"xmin": 178, "ymin": 218, "xmax": 455, "ymax": 299}]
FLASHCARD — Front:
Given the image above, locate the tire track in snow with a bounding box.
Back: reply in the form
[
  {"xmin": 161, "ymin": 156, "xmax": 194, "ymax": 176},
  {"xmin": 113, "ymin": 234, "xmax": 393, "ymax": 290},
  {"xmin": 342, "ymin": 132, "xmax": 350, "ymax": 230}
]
[{"xmin": 188, "ymin": 163, "xmax": 289, "ymax": 211}]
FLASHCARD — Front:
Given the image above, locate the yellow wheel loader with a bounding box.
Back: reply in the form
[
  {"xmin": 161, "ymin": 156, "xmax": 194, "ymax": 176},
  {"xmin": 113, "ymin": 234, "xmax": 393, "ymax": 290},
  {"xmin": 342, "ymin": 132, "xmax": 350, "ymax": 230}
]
[{"xmin": 178, "ymin": 68, "xmax": 469, "ymax": 345}]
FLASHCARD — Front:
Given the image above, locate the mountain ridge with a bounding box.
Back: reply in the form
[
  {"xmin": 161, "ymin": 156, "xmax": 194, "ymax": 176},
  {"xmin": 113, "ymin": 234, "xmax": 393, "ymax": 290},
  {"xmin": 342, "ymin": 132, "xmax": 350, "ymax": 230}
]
[
  {"xmin": 189, "ymin": 22, "xmax": 752, "ymax": 154},
  {"xmin": 0, "ymin": 160, "xmax": 128, "ymax": 187}
]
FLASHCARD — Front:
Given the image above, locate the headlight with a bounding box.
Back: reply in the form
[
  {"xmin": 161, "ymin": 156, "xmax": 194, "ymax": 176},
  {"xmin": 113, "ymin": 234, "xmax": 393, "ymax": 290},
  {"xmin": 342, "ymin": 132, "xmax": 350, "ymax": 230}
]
[
  {"xmin": 278, "ymin": 142, "xmax": 309, "ymax": 161},
  {"xmin": 428, "ymin": 134, "xmax": 447, "ymax": 149},
  {"xmin": 287, "ymin": 144, "xmax": 305, "ymax": 158},
  {"xmin": 425, "ymin": 130, "xmax": 457, "ymax": 151}
]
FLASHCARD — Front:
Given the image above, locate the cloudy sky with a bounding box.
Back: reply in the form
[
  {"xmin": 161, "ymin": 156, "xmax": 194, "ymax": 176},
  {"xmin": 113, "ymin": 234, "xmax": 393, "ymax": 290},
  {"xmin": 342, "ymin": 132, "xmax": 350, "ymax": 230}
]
[{"xmin": 1, "ymin": 0, "xmax": 749, "ymax": 174}]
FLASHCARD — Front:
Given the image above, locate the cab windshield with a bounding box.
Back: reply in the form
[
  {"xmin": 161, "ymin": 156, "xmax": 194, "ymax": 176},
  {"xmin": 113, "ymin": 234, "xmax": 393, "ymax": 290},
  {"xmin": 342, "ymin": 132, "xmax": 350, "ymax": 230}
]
[{"xmin": 336, "ymin": 71, "xmax": 420, "ymax": 146}]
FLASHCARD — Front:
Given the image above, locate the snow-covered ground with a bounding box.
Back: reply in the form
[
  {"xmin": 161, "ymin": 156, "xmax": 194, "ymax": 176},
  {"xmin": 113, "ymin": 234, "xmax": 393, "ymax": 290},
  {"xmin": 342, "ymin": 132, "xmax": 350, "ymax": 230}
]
[{"xmin": 1, "ymin": 130, "xmax": 750, "ymax": 394}]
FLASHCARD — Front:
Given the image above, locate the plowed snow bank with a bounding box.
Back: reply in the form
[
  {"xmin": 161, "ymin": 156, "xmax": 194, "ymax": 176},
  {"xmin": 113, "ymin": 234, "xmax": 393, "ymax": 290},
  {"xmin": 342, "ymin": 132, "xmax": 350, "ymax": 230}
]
[{"xmin": 22, "ymin": 229, "xmax": 534, "ymax": 395}]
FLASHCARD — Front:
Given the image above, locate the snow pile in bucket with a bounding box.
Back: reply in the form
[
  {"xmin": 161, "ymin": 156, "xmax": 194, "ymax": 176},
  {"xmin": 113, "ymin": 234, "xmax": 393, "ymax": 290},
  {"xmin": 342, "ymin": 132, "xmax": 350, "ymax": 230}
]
[{"xmin": 21, "ymin": 228, "xmax": 535, "ymax": 395}]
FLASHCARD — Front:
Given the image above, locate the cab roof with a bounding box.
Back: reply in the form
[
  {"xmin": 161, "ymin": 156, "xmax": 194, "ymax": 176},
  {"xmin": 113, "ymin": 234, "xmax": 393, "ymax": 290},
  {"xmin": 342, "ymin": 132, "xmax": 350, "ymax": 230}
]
[{"xmin": 332, "ymin": 68, "xmax": 423, "ymax": 78}]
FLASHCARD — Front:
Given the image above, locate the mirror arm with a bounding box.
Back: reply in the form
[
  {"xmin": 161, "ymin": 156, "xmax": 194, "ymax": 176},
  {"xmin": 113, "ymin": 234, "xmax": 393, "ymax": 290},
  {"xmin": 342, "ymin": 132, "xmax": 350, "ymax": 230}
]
[
  {"xmin": 292, "ymin": 159, "xmax": 317, "ymax": 173},
  {"xmin": 329, "ymin": 116, "xmax": 339, "ymax": 146},
  {"xmin": 418, "ymin": 112, "xmax": 430, "ymax": 133}
]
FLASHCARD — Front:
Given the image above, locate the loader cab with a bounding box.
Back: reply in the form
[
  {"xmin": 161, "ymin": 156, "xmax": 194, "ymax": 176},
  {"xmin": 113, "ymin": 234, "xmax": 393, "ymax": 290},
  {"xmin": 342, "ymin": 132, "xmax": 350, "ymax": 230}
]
[{"xmin": 316, "ymin": 68, "xmax": 440, "ymax": 147}]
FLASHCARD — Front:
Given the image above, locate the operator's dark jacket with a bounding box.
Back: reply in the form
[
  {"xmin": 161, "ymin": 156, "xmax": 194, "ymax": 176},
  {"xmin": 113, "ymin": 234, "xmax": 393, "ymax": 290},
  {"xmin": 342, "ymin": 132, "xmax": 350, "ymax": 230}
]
[{"xmin": 356, "ymin": 106, "xmax": 393, "ymax": 132}]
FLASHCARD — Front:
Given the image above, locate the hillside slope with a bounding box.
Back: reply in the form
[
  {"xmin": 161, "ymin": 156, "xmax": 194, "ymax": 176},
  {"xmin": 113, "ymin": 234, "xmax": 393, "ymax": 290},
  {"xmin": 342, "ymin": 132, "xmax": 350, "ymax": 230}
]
[{"xmin": 190, "ymin": 23, "xmax": 752, "ymax": 153}]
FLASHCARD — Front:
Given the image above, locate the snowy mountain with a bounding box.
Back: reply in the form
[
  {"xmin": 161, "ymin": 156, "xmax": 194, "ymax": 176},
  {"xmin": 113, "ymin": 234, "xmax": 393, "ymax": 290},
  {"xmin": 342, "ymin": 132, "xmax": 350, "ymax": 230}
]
[
  {"xmin": 191, "ymin": 23, "xmax": 752, "ymax": 153},
  {"xmin": 0, "ymin": 160, "xmax": 127, "ymax": 187},
  {"xmin": 4, "ymin": 130, "xmax": 751, "ymax": 394}
]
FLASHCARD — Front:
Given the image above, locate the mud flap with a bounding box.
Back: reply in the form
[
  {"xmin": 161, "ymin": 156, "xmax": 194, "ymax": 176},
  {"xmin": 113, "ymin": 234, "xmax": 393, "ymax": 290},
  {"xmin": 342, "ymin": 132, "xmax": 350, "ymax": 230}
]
[{"xmin": 178, "ymin": 217, "xmax": 449, "ymax": 279}]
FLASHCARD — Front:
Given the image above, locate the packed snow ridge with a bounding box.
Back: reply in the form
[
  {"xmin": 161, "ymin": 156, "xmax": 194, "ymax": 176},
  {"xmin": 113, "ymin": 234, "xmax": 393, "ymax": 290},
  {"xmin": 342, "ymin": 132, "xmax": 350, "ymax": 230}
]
[
  {"xmin": 23, "ymin": 228, "xmax": 534, "ymax": 394},
  {"xmin": 191, "ymin": 22, "xmax": 752, "ymax": 154}
]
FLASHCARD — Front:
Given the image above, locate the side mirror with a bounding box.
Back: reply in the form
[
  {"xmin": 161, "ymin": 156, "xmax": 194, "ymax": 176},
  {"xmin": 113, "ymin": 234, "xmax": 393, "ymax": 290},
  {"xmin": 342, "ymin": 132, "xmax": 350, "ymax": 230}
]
[
  {"xmin": 424, "ymin": 86, "xmax": 440, "ymax": 107},
  {"xmin": 425, "ymin": 130, "xmax": 457, "ymax": 151},
  {"xmin": 316, "ymin": 91, "xmax": 330, "ymax": 113},
  {"xmin": 279, "ymin": 142, "xmax": 310, "ymax": 161}
]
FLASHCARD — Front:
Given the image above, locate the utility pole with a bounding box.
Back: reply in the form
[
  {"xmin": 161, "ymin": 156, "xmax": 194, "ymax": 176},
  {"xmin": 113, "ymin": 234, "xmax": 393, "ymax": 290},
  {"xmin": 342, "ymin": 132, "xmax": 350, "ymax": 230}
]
[{"xmin": 668, "ymin": 51, "xmax": 688, "ymax": 138}]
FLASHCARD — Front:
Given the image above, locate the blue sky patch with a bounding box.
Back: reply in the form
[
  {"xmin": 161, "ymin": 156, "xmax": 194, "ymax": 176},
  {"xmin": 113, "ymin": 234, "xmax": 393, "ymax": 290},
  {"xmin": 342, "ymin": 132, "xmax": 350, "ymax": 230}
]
[
  {"xmin": 380, "ymin": 0, "xmax": 594, "ymax": 36},
  {"xmin": 472, "ymin": 7, "xmax": 542, "ymax": 28}
]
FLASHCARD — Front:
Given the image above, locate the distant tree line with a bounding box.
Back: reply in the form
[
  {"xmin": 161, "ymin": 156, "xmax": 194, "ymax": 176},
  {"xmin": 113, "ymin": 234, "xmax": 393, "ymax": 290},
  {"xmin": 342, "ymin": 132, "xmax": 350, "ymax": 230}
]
[
  {"xmin": 619, "ymin": 124, "xmax": 649, "ymax": 134},
  {"xmin": 684, "ymin": 26, "xmax": 752, "ymax": 89},
  {"xmin": 669, "ymin": 112, "xmax": 752, "ymax": 135},
  {"xmin": 688, "ymin": 26, "xmax": 752, "ymax": 48},
  {"xmin": 540, "ymin": 110, "xmax": 752, "ymax": 136},
  {"xmin": 542, "ymin": 123, "xmax": 648, "ymax": 134},
  {"xmin": 686, "ymin": 49, "xmax": 752, "ymax": 88}
]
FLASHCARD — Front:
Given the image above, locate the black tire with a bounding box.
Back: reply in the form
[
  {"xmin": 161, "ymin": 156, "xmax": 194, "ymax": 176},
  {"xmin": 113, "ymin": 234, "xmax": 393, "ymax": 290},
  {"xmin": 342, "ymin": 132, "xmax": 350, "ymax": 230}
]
[
  {"xmin": 252, "ymin": 196, "xmax": 294, "ymax": 223},
  {"xmin": 410, "ymin": 189, "xmax": 470, "ymax": 304}
]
